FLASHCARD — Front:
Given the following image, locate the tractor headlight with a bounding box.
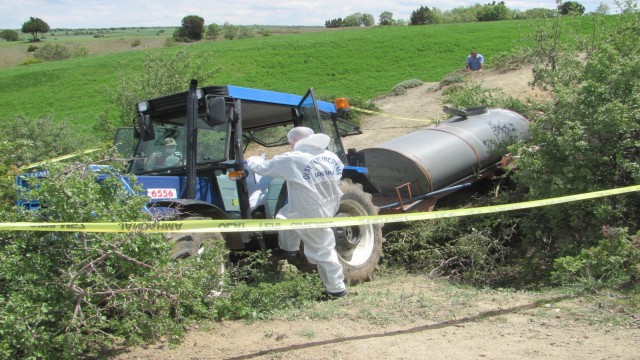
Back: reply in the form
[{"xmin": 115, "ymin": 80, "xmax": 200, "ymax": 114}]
[{"xmin": 137, "ymin": 101, "xmax": 149, "ymax": 112}]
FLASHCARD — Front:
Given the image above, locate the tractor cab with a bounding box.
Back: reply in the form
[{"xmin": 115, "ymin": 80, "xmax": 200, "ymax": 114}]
[{"xmin": 114, "ymin": 81, "xmax": 363, "ymax": 225}]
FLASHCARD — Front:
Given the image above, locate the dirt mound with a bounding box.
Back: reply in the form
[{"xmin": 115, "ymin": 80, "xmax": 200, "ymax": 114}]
[{"xmin": 343, "ymin": 66, "xmax": 546, "ymax": 151}]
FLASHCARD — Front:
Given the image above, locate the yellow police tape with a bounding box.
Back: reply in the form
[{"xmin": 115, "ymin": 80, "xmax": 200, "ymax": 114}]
[
  {"xmin": 351, "ymin": 106, "xmax": 435, "ymax": 123},
  {"xmin": 2, "ymin": 185, "xmax": 640, "ymax": 233},
  {"xmin": 20, "ymin": 147, "xmax": 105, "ymax": 171}
]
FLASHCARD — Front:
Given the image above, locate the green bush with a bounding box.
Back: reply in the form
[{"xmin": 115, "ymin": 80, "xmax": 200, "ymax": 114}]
[
  {"xmin": 490, "ymin": 49, "xmax": 533, "ymax": 72},
  {"xmin": 108, "ymin": 48, "xmax": 219, "ymax": 128},
  {"xmin": 71, "ymin": 46, "xmax": 89, "ymax": 58},
  {"xmin": 0, "ymin": 29, "xmax": 19, "ymax": 41},
  {"xmin": 27, "ymin": 44, "xmax": 38, "ymax": 52},
  {"xmin": 163, "ymin": 36, "xmax": 176, "ymax": 47},
  {"xmin": 513, "ymin": 6, "xmax": 640, "ymax": 272},
  {"xmin": 391, "ymin": 79, "xmax": 423, "ymax": 96},
  {"xmin": 20, "ymin": 57, "xmax": 42, "ymax": 66},
  {"xmin": 215, "ymin": 251, "xmax": 323, "ymax": 320},
  {"xmin": 33, "ymin": 43, "xmax": 71, "ymax": 61},
  {"xmin": 438, "ymin": 69, "xmax": 466, "ymax": 88},
  {"xmin": 0, "ymin": 161, "xmax": 228, "ymax": 358},
  {"xmin": 385, "ymin": 213, "xmax": 525, "ymax": 287},
  {"xmin": 552, "ymin": 227, "xmax": 640, "ymax": 287}
]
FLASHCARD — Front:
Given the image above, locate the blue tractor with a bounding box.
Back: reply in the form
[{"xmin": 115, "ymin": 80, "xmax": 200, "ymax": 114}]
[
  {"xmin": 115, "ymin": 80, "xmax": 384, "ymax": 283},
  {"xmin": 18, "ymin": 80, "xmax": 529, "ymax": 283}
]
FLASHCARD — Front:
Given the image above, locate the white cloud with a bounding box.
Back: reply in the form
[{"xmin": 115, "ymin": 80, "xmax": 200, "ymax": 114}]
[{"xmin": 0, "ymin": 0, "xmax": 614, "ymax": 29}]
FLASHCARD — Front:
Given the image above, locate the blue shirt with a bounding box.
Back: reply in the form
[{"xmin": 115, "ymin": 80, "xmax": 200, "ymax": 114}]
[{"xmin": 466, "ymin": 54, "xmax": 484, "ymax": 70}]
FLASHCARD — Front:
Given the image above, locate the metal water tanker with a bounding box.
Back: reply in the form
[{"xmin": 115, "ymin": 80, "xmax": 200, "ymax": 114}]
[{"xmin": 360, "ymin": 108, "xmax": 530, "ymax": 198}]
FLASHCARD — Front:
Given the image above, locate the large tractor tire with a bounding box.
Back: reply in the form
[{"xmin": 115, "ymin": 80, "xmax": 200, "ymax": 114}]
[
  {"xmin": 168, "ymin": 216, "xmax": 224, "ymax": 259},
  {"xmin": 335, "ymin": 179, "xmax": 384, "ymax": 284}
]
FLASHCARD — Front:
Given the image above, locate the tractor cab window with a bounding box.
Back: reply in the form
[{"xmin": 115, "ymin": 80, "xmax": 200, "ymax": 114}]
[
  {"xmin": 142, "ymin": 133, "xmax": 184, "ymax": 171},
  {"xmin": 123, "ymin": 118, "xmax": 228, "ymax": 174}
]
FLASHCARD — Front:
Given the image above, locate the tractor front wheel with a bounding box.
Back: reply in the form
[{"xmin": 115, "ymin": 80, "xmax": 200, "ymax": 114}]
[{"xmin": 168, "ymin": 216, "xmax": 224, "ymax": 259}]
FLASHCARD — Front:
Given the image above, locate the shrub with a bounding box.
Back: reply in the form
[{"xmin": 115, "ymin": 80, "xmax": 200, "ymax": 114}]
[
  {"xmin": 490, "ymin": 49, "xmax": 533, "ymax": 73},
  {"xmin": 384, "ymin": 208, "xmax": 524, "ymax": 287},
  {"xmin": 238, "ymin": 27, "xmax": 255, "ymax": 39},
  {"xmin": 438, "ymin": 69, "xmax": 466, "ymax": 88},
  {"xmin": 163, "ymin": 36, "xmax": 176, "ymax": 47},
  {"xmin": 33, "ymin": 43, "xmax": 71, "ymax": 61},
  {"xmin": 0, "ymin": 29, "xmax": 19, "ymax": 41},
  {"xmin": 71, "ymin": 45, "xmax": 89, "ymax": 58},
  {"xmin": 0, "ymin": 115, "xmax": 95, "ymax": 169},
  {"xmin": 0, "ymin": 159, "xmax": 228, "ymax": 358},
  {"xmin": 215, "ymin": 251, "xmax": 323, "ymax": 320},
  {"xmin": 27, "ymin": 44, "xmax": 38, "ymax": 52},
  {"xmin": 440, "ymin": 81, "xmax": 537, "ymax": 118},
  {"xmin": 391, "ymin": 79, "xmax": 423, "ymax": 96},
  {"xmin": 108, "ymin": 48, "xmax": 220, "ymax": 128},
  {"xmin": 131, "ymin": 38, "xmax": 141, "ymax": 47},
  {"xmin": 552, "ymin": 227, "xmax": 640, "ymax": 287},
  {"xmin": 20, "ymin": 57, "xmax": 42, "ymax": 66}
]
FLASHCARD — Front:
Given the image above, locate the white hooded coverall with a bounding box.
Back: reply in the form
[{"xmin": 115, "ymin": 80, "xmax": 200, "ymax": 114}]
[{"xmin": 245, "ymin": 133, "xmax": 346, "ymax": 293}]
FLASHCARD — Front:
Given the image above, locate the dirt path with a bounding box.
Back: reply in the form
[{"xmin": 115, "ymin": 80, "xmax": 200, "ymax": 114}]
[
  {"xmin": 113, "ymin": 68, "xmax": 640, "ymax": 360},
  {"xmin": 113, "ymin": 274, "xmax": 640, "ymax": 360}
]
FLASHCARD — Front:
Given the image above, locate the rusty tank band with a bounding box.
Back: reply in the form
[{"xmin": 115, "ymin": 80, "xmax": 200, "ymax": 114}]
[{"xmin": 2, "ymin": 185, "xmax": 639, "ymax": 233}]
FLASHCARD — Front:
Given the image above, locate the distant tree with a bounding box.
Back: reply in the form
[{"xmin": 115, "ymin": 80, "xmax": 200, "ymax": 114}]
[
  {"xmin": 0, "ymin": 29, "xmax": 19, "ymax": 41},
  {"xmin": 443, "ymin": 5, "xmax": 482, "ymax": 23},
  {"xmin": 342, "ymin": 13, "xmax": 360, "ymax": 27},
  {"xmin": 558, "ymin": 1, "xmax": 585, "ymax": 15},
  {"xmin": 379, "ymin": 11, "xmax": 396, "ymax": 25},
  {"xmin": 178, "ymin": 15, "xmax": 205, "ymax": 41},
  {"xmin": 410, "ymin": 6, "xmax": 439, "ymax": 25},
  {"xmin": 325, "ymin": 18, "xmax": 343, "ymax": 28},
  {"xmin": 237, "ymin": 26, "xmax": 255, "ymax": 39},
  {"xmin": 223, "ymin": 22, "xmax": 239, "ymax": 40},
  {"xmin": 520, "ymin": 8, "xmax": 557, "ymax": 19},
  {"xmin": 476, "ymin": 1, "xmax": 512, "ymax": 21},
  {"xmin": 362, "ymin": 13, "xmax": 375, "ymax": 26},
  {"xmin": 21, "ymin": 17, "xmax": 50, "ymax": 42},
  {"xmin": 595, "ymin": 2, "xmax": 610, "ymax": 15},
  {"xmin": 205, "ymin": 23, "xmax": 221, "ymax": 40},
  {"xmin": 172, "ymin": 28, "xmax": 186, "ymax": 42},
  {"xmin": 342, "ymin": 12, "xmax": 374, "ymax": 27}
]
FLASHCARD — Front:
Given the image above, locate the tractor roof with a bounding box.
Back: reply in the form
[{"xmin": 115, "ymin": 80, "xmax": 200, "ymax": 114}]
[{"xmin": 142, "ymin": 85, "xmax": 337, "ymax": 130}]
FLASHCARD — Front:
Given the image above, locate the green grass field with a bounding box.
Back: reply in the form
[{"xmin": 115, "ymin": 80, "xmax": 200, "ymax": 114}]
[{"xmin": 0, "ymin": 16, "xmax": 608, "ymax": 138}]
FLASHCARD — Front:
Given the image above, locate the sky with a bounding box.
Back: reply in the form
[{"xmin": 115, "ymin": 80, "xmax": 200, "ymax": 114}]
[{"xmin": 1, "ymin": 0, "xmax": 612, "ymax": 29}]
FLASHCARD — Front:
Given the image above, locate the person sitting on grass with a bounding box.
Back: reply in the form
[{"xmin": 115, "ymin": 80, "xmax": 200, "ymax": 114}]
[{"xmin": 465, "ymin": 50, "xmax": 484, "ymax": 71}]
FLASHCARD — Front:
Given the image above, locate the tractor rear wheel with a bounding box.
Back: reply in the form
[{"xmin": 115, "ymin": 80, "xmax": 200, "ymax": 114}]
[{"xmin": 335, "ymin": 179, "xmax": 384, "ymax": 284}]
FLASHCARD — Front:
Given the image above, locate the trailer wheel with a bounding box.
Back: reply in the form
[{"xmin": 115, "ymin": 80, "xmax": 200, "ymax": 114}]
[
  {"xmin": 168, "ymin": 216, "xmax": 224, "ymax": 259},
  {"xmin": 335, "ymin": 179, "xmax": 384, "ymax": 283}
]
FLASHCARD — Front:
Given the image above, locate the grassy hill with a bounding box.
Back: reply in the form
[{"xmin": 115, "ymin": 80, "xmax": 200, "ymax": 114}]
[{"xmin": 0, "ymin": 17, "xmax": 605, "ymax": 138}]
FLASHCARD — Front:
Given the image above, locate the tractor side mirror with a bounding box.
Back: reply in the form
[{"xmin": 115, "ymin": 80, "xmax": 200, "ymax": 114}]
[
  {"xmin": 135, "ymin": 113, "xmax": 155, "ymax": 141},
  {"xmin": 206, "ymin": 96, "xmax": 227, "ymax": 126}
]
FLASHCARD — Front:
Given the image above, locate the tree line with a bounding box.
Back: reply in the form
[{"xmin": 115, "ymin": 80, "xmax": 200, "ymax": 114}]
[{"xmin": 324, "ymin": 1, "xmax": 601, "ymax": 28}]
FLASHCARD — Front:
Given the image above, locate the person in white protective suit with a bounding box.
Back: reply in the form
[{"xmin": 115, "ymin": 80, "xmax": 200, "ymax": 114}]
[
  {"xmin": 245, "ymin": 127, "xmax": 348, "ymax": 297},
  {"xmin": 245, "ymin": 153, "xmax": 271, "ymax": 213}
]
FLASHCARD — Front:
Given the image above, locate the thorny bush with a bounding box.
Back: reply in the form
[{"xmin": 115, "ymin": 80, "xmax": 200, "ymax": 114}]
[{"xmin": 0, "ymin": 159, "xmax": 227, "ymax": 358}]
